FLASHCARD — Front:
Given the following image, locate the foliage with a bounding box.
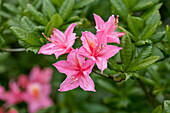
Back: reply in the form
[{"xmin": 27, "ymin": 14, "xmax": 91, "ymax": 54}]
[{"xmin": 0, "ymin": 0, "xmax": 170, "ymax": 113}]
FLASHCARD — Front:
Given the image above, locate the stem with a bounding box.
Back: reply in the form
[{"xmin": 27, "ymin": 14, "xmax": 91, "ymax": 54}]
[
  {"xmin": 137, "ymin": 78, "xmax": 156, "ymax": 107},
  {"xmin": 1, "ymin": 48, "xmax": 26, "ymax": 52},
  {"xmin": 92, "ymin": 69, "xmax": 112, "ymax": 78}
]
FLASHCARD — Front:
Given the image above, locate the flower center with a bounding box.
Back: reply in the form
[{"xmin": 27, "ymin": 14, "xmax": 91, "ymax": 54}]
[
  {"xmin": 29, "ymin": 83, "xmax": 41, "ymax": 99},
  {"xmin": 69, "ymin": 71, "xmax": 82, "ymax": 84}
]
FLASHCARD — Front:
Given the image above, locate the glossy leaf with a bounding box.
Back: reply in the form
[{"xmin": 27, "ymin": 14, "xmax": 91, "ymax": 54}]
[
  {"xmin": 17, "ymin": 0, "xmax": 28, "ymax": 9},
  {"xmin": 120, "ymin": 34, "xmax": 133, "ymax": 70},
  {"xmin": 27, "ymin": 4, "xmax": 48, "ymax": 25},
  {"xmin": 128, "ymin": 56, "xmax": 159, "ymax": 71},
  {"xmin": 164, "ymin": 100, "xmax": 170, "ymax": 113},
  {"xmin": 52, "ymin": 0, "xmax": 65, "ymax": 7},
  {"xmin": 26, "ymin": 47, "xmax": 40, "ymax": 54},
  {"xmin": 10, "ymin": 27, "xmax": 41, "ymax": 46},
  {"xmin": 166, "ymin": 25, "xmax": 170, "ymax": 48},
  {"xmin": 42, "ymin": 0, "xmax": 56, "ymax": 19},
  {"xmin": 132, "ymin": 0, "xmax": 159, "ymax": 11},
  {"xmin": 140, "ymin": 22, "xmax": 159, "ymax": 40},
  {"xmin": 108, "ymin": 61, "xmax": 121, "ymax": 71},
  {"xmin": 59, "ymin": 0, "xmax": 75, "ymax": 20},
  {"xmin": 45, "ymin": 13, "xmax": 63, "ymax": 37},
  {"xmin": 149, "ymin": 32, "xmax": 165, "ymax": 43},
  {"xmin": 152, "ymin": 105, "xmax": 162, "ymax": 113},
  {"xmin": 0, "ymin": 35, "xmax": 5, "ymax": 48},
  {"xmin": 21, "ymin": 16, "xmax": 36, "ymax": 32},
  {"xmin": 110, "ymin": 0, "xmax": 128, "ymax": 21},
  {"xmin": 74, "ymin": 0, "xmax": 95, "ymax": 9},
  {"xmin": 3, "ymin": 3, "xmax": 21, "ymax": 14}
]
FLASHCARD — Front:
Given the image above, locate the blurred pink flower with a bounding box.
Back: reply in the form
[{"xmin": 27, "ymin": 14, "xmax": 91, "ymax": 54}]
[
  {"xmin": 53, "ymin": 49, "xmax": 95, "ymax": 92},
  {"xmin": 2, "ymin": 82, "xmax": 23, "ymax": 106},
  {"xmin": 8, "ymin": 108, "xmax": 18, "ymax": 113},
  {"xmin": 38, "ymin": 23, "xmax": 77, "ymax": 59},
  {"xmin": 0, "ymin": 107, "xmax": 18, "ymax": 113},
  {"xmin": 79, "ymin": 30, "xmax": 122, "ymax": 73},
  {"xmin": 94, "ymin": 13, "xmax": 125, "ymax": 44},
  {"xmin": 21, "ymin": 66, "xmax": 53, "ymax": 113}
]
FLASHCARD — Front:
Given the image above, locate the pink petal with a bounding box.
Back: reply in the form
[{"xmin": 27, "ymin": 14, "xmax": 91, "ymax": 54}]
[
  {"xmin": 51, "ymin": 28, "xmax": 66, "ymax": 43},
  {"xmin": 82, "ymin": 60, "xmax": 95, "ymax": 73},
  {"xmin": 105, "ymin": 15, "xmax": 117, "ymax": 36},
  {"xmin": 9, "ymin": 81, "xmax": 20, "ymax": 94},
  {"xmin": 58, "ymin": 76, "xmax": 79, "ymax": 91},
  {"xmin": 98, "ymin": 45, "xmax": 122, "ymax": 59},
  {"xmin": 107, "ymin": 32, "xmax": 125, "ymax": 44},
  {"xmin": 95, "ymin": 30, "xmax": 107, "ymax": 46},
  {"xmin": 79, "ymin": 47, "xmax": 96, "ymax": 61},
  {"xmin": 81, "ymin": 31, "xmax": 98, "ymax": 53},
  {"xmin": 53, "ymin": 61, "xmax": 79, "ymax": 76},
  {"xmin": 28, "ymin": 101, "xmax": 41, "ymax": 113},
  {"xmin": 93, "ymin": 13, "xmax": 105, "ymax": 31},
  {"xmin": 0, "ymin": 86, "xmax": 5, "ymax": 100},
  {"xmin": 40, "ymin": 68, "xmax": 53, "ymax": 83},
  {"xmin": 64, "ymin": 23, "xmax": 77, "ymax": 40},
  {"xmin": 8, "ymin": 108, "xmax": 18, "ymax": 113},
  {"xmin": 29, "ymin": 66, "xmax": 41, "ymax": 82},
  {"xmin": 67, "ymin": 49, "xmax": 85, "ymax": 67},
  {"xmin": 95, "ymin": 57, "xmax": 107, "ymax": 74},
  {"xmin": 18, "ymin": 74, "xmax": 28, "ymax": 89},
  {"xmin": 38, "ymin": 43, "xmax": 59, "ymax": 55},
  {"xmin": 40, "ymin": 97, "xmax": 53, "ymax": 108},
  {"xmin": 79, "ymin": 73, "xmax": 95, "ymax": 92}
]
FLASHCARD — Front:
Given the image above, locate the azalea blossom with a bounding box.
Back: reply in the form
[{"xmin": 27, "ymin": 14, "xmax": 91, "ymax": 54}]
[
  {"xmin": 21, "ymin": 66, "xmax": 53, "ymax": 113},
  {"xmin": 0, "ymin": 107, "xmax": 18, "ymax": 113},
  {"xmin": 94, "ymin": 13, "xmax": 125, "ymax": 44},
  {"xmin": 53, "ymin": 49, "xmax": 96, "ymax": 92},
  {"xmin": 79, "ymin": 30, "xmax": 122, "ymax": 73},
  {"xmin": 38, "ymin": 23, "xmax": 77, "ymax": 59},
  {"xmin": 0, "ymin": 81, "xmax": 23, "ymax": 106}
]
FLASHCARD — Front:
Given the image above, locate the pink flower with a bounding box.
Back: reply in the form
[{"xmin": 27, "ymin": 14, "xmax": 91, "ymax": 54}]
[
  {"xmin": 38, "ymin": 23, "xmax": 77, "ymax": 59},
  {"xmin": 94, "ymin": 13, "xmax": 125, "ymax": 44},
  {"xmin": 53, "ymin": 49, "xmax": 95, "ymax": 92},
  {"xmin": 79, "ymin": 30, "xmax": 122, "ymax": 73},
  {"xmin": 21, "ymin": 66, "xmax": 53, "ymax": 113},
  {"xmin": 3, "ymin": 82, "xmax": 23, "ymax": 106},
  {"xmin": 22, "ymin": 83, "xmax": 52, "ymax": 113},
  {"xmin": 8, "ymin": 108, "xmax": 18, "ymax": 113}
]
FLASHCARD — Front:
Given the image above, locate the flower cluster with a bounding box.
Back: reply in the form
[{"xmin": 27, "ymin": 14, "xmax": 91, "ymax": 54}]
[
  {"xmin": 0, "ymin": 66, "xmax": 53, "ymax": 113},
  {"xmin": 39, "ymin": 14, "xmax": 124, "ymax": 92}
]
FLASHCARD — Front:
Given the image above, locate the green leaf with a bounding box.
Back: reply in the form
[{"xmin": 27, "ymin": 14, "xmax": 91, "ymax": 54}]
[
  {"xmin": 110, "ymin": 0, "xmax": 128, "ymax": 21},
  {"xmin": 166, "ymin": 25, "xmax": 170, "ymax": 48},
  {"xmin": 137, "ymin": 45, "xmax": 153, "ymax": 59},
  {"xmin": 108, "ymin": 61, "xmax": 121, "ymax": 71},
  {"xmin": 0, "ymin": 11, "xmax": 12, "ymax": 18},
  {"xmin": 97, "ymin": 79, "xmax": 119, "ymax": 94},
  {"xmin": 140, "ymin": 22, "xmax": 159, "ymax": 40},
  {"xmin": 145, "ymin": 11, "xmax": 161, "ymax": 25},
  {"xmin": 26, "ymin": 47, "xmax": 40, "ymax": 54},
  {"xmin": 118, "ymin": 26, "xmax": 137, "ymax": 42},
  {"xmin": 152, "ymin": 105, "xmax": 162, "ymax": 113},
  {"xmin": 0, "ymin": 35, "xmax": 5, "ymax": 48},
  {"xmin": 149, "ymin": 32, "xmax": 165, "ymax": 43},
  {"xmin": 33, "ymin": 0, "xmax": 42, "ymax": 9},
  {"xmin": 42, "ymin": 0, "xmax": 56, "ymax": 19},
  {"xmin": 52, "ymin": 0, "xmax": 65, "ymax": 7},
  {"xmin": 127, "ymin": 15, "xmax": 139, "ymax": 38},
  {"xmin": 122, "ymin": 0, "xmax": 138, "ymax": 9},
  {"xmin": 27, "ymin": 4, "xmax": 48, "ymax": 25},
  {"xmin": 66, "ymin": 16, "xmax": 80, "ymax": 23},
  {"xmin": 17, "ymin": 0, "xmax": 28, "ymax": 9},
  {"xmin": 132, "ymin": 0, "xmax": 159, "ymax": 11},
  {"xmin": 128, "ymin": 56, "xmax": 159, "ymax": 71},
  {"xmin": 74, "ymin": 0, "xmax": 95, "ymax": 9},
  {"xmin": 3, "ymin": 3, "xmax": 21, "ymax": 14},
  {"xmin": 11, "ymin": 27, "xmax": 41, "ymax": 46},
  {"xmin": 59, "ymin": 0, "xmax": 75, "ymax": 20},
  {"xmin": 141, "ymin": 3, "xmax": 163, "ymax": 21},
  {"xmin": 120, "ymin": 34, "xmax": 133, "ymax": 70},
  {"xmin": 21, "ymin": 16, "xmax": 36, "ymax": 32},
  {"xmin": 45, "ymin": 14, "xmax": 63, "ymax": 37},
  {"xmin": 164, "ymin": 100, "xmax": 170, "ymax": 113}
]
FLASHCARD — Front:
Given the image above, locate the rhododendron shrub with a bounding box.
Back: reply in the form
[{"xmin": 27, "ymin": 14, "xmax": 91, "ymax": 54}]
[{"xmin": 1, "ymin": 0, "xmax": 170, "ymax": 112}]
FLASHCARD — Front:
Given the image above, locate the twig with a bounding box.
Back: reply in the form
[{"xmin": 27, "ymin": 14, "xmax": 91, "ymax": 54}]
[
  {"xmin": 1, "ymin": 48, "xmax": 26, "ymax": 52},
  {"xmin": 92, "ymin": 69, "xmax": 113, "ymax": 79},
  {"xmin": 137, "ymin": 78, "xmax": 156, "ymax": 108}
]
